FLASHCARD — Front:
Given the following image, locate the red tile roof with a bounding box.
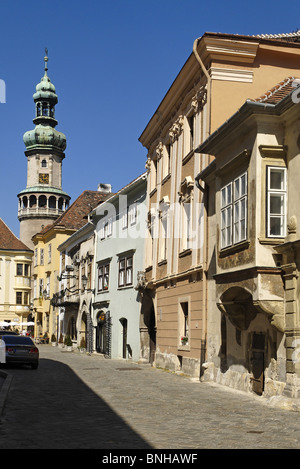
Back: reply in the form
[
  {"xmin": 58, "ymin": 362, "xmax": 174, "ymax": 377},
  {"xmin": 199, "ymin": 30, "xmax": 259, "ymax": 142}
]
[
  {"xmin": 0, "ymin": 218, "xmax": 32, "ymax": 251},
  {"xmin": 249, "ymin": 76, "xmax": 298, "ymax": 104},
  {"xmin": 37, "ymin": 190, "xmax": 111, "ymax": 237}
]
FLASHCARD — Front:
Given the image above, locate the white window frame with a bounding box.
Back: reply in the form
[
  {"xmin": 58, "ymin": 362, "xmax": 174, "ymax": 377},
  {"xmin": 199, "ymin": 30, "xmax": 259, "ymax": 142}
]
[
  {"xmin": 221, "ymin": 172, "xmax": 247, "ymax": 249},
  {"xmin": 267, "ymin": 166, "xmax": 287, "ymax": 238},
  {"xmin": 118, "ymin": 255, "xmax": 133, "ymax": 287}
]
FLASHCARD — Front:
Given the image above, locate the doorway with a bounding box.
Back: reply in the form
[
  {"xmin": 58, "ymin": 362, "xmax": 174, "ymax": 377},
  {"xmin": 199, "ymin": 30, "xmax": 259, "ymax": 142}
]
[
  {"xmin": 96, "ymin": 311, "xmax": 106, "ymax": 354},
  {"xmin": 251, "ymin": 332, "xmax": 265, "ymax": 395},
  {"xmin": 120, "ymin": 318, "xmax": 128, "ymax": 359}
]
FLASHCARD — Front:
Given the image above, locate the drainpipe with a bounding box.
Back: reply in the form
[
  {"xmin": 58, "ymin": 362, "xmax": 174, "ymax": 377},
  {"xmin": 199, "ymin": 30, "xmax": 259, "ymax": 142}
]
[
  {"xmin": 193, "ymin": 37, "xmax": 211, "ymax": 139},
  {"xmin": 192, "ymin": 37, "xmax": 212, "ymax": 376}
]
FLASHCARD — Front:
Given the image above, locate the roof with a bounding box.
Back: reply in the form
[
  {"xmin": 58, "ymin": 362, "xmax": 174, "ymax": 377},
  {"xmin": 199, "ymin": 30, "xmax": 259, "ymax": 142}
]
[
  {"xmin": 248, "ymin": 76, "xmax": 297, "ymax": 104},
  {"xmin": 0, "ymin": 218, "xmax": 32, "ymax": 252},
  {"xmin": 35, "ymin": 190, "xmax": 112, "ymax": 237},
  {"xmin": 254, "ymin": 30, "xmax": 300, "ymax": 42}
]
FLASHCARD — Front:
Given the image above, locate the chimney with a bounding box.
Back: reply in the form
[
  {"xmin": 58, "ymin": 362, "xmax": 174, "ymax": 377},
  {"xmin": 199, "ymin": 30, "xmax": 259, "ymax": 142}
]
[{"xmin": 97, "ymin": 183, "xmax": 112, "ymax": 194}]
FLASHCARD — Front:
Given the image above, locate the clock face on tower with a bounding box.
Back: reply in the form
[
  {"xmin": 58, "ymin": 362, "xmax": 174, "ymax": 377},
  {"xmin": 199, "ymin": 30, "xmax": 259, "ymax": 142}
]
[{"xmin": 39, "ymin": 173, "xmax": 49, "ymax": 184}]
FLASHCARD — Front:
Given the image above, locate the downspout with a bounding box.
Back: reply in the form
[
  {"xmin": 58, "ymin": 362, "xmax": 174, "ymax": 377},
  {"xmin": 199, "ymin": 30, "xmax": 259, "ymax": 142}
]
[
  {"xmin": 193, "ymin": 37, "xmax": 211, "ymax": 376},
  {"xmin": 193, "ymin": 37, "xmax": 211, "ymax": 138}
]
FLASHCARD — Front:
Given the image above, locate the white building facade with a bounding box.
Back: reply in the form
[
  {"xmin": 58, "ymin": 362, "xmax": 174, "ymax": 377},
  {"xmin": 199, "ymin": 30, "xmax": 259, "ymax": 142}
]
[{"xmin": 91, "ymin": 174, "xmax": 147, "ymax": 361}]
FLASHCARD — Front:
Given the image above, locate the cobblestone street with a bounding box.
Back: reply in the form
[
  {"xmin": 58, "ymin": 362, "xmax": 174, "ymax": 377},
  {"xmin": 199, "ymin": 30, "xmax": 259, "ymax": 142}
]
[{"xmin": 0, "ymin": 344, "xmax": 299, "ymax": 449}]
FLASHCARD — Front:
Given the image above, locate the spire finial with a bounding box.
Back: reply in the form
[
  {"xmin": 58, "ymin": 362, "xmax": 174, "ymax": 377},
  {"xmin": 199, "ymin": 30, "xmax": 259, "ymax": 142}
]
[{"xmin": 44, "ymin": 48, "xmax": 48, "ymax": 75}]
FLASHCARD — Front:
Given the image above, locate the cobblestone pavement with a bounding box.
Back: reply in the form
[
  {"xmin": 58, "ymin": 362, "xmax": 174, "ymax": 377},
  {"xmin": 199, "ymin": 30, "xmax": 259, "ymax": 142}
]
[{"xmin": 0, "ymin": 344, "xmax": 300, "ymax": 449}]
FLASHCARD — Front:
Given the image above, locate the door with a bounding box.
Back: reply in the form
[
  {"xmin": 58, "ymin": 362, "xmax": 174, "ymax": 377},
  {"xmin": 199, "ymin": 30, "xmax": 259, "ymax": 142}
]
[
  {"xmin": 251, "ymin": 333, "xmax": 265, "ymax": 395},
  {"xmin": 120, "ymin": 318, "xmax": 127, "ymax": 359}
]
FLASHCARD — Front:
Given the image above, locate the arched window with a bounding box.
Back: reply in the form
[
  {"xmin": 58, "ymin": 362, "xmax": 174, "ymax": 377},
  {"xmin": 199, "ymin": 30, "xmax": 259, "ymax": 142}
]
[
  {"xmin": 49, "ymin": 196, "xmax": 56, "ymax": 209},
  {"xmin": 29, "ymin": 195, "xmax": 37, "ymax": 208},
  {"xmin": 41, "ymin": 159, "xmax": 47, "ymax": 168},
  {"xmin": 38, "ymin": 195, "xmax": 47, "ymax": 208}
]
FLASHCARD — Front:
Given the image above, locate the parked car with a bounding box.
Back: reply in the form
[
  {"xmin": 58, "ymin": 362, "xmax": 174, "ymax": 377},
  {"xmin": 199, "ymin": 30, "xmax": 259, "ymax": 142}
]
[{"xmin": 0, "ymin": 335, "xmax": 39, "ymax": 369}]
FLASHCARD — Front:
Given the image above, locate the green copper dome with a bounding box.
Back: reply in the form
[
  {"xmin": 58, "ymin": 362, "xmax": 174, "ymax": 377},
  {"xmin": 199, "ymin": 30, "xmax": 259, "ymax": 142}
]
[
  {"xmin": 23, "ymin": 49, "xmax": 66, "ymax": 152},
  {"xmin": 23, "ymin": 125, "xmax": 66, "ymax": 151}
]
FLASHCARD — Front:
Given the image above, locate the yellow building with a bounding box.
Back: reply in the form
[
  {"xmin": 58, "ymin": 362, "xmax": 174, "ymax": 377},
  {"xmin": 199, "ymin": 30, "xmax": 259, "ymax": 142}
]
[
  {"xmin": 32, "ymin": 190, "xmax": 110, "ymax": 341},
  {"xmin": 139, "ymin": 30, "xmax": 300, "ymax": 377},
  {"xmin": 0, "ymin": 218, "xmax": 33, "ymax": 331}
]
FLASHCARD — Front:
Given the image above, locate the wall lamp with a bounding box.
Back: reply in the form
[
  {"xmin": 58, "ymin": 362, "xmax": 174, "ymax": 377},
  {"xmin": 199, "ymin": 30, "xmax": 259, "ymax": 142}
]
[{"xmin": 81, "ymin": 274, "xmax": 95, "ymax": 294}]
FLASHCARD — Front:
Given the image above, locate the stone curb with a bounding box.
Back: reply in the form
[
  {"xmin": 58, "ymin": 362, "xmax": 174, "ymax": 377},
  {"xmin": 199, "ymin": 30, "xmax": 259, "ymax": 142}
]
[{"xmin": 0, "ymin": 370, "xmax": 13, "ymax": 416}]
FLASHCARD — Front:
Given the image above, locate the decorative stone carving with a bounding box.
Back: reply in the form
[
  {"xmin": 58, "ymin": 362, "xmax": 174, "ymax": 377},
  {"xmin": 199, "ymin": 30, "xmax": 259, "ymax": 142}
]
[
  {"xmin": 169, "ymin": 115, "xmax": 183, "ymax": 143},
  {"xmin": 191, "ymin": 86, "xmax": 207, "ymax": 113},
  {"xmin": 287, "ymin": 215, "xmax": 297, "ymax": 241}
]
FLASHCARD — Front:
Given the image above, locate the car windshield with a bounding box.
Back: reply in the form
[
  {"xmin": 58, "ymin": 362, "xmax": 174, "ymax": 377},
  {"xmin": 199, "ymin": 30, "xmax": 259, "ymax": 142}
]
[{"xmin": 1, "ymin": 336, "xmax": 34, "ymax": 345}]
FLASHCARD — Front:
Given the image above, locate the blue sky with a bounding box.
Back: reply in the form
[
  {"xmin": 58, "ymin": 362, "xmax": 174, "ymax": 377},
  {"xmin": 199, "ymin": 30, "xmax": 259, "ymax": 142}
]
[{"xmin": 1, "ymin": 0, "xmax": 300, "ymax": 237}]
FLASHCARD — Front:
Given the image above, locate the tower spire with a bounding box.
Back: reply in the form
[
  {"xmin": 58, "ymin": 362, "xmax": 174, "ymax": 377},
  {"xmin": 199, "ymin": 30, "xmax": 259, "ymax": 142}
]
[{"xmin": 44, "ymin": 48, "xmax": 48, "ymax": 76}]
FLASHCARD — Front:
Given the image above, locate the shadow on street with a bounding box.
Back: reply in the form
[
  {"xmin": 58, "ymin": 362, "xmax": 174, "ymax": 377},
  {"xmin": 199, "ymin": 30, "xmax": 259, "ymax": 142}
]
[{"xmin": 0, "ymin": 357, "xmax": 152, "ymax": 449}]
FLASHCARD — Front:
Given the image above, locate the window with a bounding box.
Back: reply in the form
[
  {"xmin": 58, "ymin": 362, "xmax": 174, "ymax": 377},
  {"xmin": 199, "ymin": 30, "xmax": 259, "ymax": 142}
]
[
  {"xmin": 179, "ymin": 301, "xmax": 189, "ymax": 346},
  {"xmin": 98, "ymin": 263, "xmax": 110, "ymax": 291},
  {"xmin": 24, "ymin": 292, "xmax": 29, "ymax": 305},
  {"xmin": 40, "ymin": 248, "xmax": 44, "ymax": 265},
  {"xmin": 24, "ymin": 264, "xmax": 29, "ymax": 276},
  {"xmin": 39, "ymin": 279, "xmax": 44, "ymax": 297},
  {"xmin": 160, "ymin": 212, "xmax": 168, "ymax": 261},
  {"xmin": 267, "ymin": 167, "xmax": 287, "ymax": 237},
  {"xmin": 187, "ymin": 114, "xmax": 194, "ymax": 152},
  {"xmin": 163, "ymin": 143, "xmax": 171, "ymax": 179},
  {"xmin": 122, "ymin": 209, "xmax": 128, "ymax": 230},
  {"xmin": 181, "ymin": 202, "xmax": 192, "ymax": 251},
  {"xmin": 118, "ymin": 255, "xmax": 133, "ymax": 287},
  {"xmin": 46, "ymin": 275, "xmax": 50, "ymax": 298},
  {"xmin": 48, "ymin": 244, "xmax": 52, "ymax": 264},
  {"xmin": 16, "ymin": 292, "xmax": 22, "ymax": 305},
  {"xmin": 16, "ymin": 263, "xmax": 23, "ymax": 276},
  {"xmin": 221, "ymin": 172, "xmax": 247, "ymax": 249},
  {"xmin": 128, "ymin": 204, "xmax": 137, "ymax": 226}
]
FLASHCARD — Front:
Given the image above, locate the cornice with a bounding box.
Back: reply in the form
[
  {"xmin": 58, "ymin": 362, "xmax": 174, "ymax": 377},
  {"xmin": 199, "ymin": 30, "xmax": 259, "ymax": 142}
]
[{"xmin": 199, "ymin": 36, "xmax": 259, "ymax": 63}]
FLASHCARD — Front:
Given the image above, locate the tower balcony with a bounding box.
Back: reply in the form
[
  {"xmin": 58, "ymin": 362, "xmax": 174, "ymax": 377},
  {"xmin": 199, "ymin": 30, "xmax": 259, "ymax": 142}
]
[
  {"xmin": 18, "ymin": 206, "xmax": 65, "ymax": 220},
  {"xmin": 17, "ymin": 190, "xmax": 70, "ymax": 221}
]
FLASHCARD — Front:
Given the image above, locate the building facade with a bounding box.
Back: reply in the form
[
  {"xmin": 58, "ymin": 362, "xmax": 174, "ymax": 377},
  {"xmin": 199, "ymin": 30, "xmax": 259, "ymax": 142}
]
[
  {"xmin": 18, "ymin": 50, "xmax": 70, "ymax": 250},
  {"xmin": 0, "ymin": 218, "xmax": 33, "ymax": 330},
  {"xmin": 32, "ymin": 190, "xmax": 110, "ymax": 341},
  {"xmin": 196, "ymin": 76, "xmax": 300, "ymax": 398},
  {"xmin": 138, "ymin": 31, "xmax": 300, "ymax": 378},
  {"xmin": 57, "ymin": 220, "xmax": 98, "ymax": 351},
  {"xmin": 90, "ymin": 174, "xmax": 147, "ymax": 361}
]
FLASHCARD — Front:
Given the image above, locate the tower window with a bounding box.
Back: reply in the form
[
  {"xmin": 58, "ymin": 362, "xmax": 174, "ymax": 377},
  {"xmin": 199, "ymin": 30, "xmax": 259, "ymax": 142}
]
[
  {"xmin": 42, "ymin": 103, "xmax": 48, "ymax": 116},
  {"xmin": 41, "ymin": 159, "xmax": 47, "ymax": 168}
]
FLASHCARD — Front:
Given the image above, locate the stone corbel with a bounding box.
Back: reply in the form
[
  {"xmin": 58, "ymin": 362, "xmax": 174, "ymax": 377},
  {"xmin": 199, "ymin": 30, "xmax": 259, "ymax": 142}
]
[
  {"xmin": 169, "ymin": 115, "xmax": 184, "ymax": 143},
  {"xmin": 155, "ymin": 142, "xmax": 164, "ymax": 160},
  {"xmin": 191, "ymin": 86, "xmax": 207, "ymax": 113},
  {"xmin": 252, "ymin": 300, "xmax": 285, "ymax": 332}
]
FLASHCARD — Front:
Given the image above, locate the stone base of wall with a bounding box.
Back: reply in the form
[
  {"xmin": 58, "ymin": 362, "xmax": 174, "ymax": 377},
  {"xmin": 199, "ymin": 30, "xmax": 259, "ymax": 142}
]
[
  {"xmin": 154, "ymin": 351, "xmax": 201, "ymax": 378},
  {"xmin": 201, "ymin": 361, "xmax": 288, "ymax": 398}
]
